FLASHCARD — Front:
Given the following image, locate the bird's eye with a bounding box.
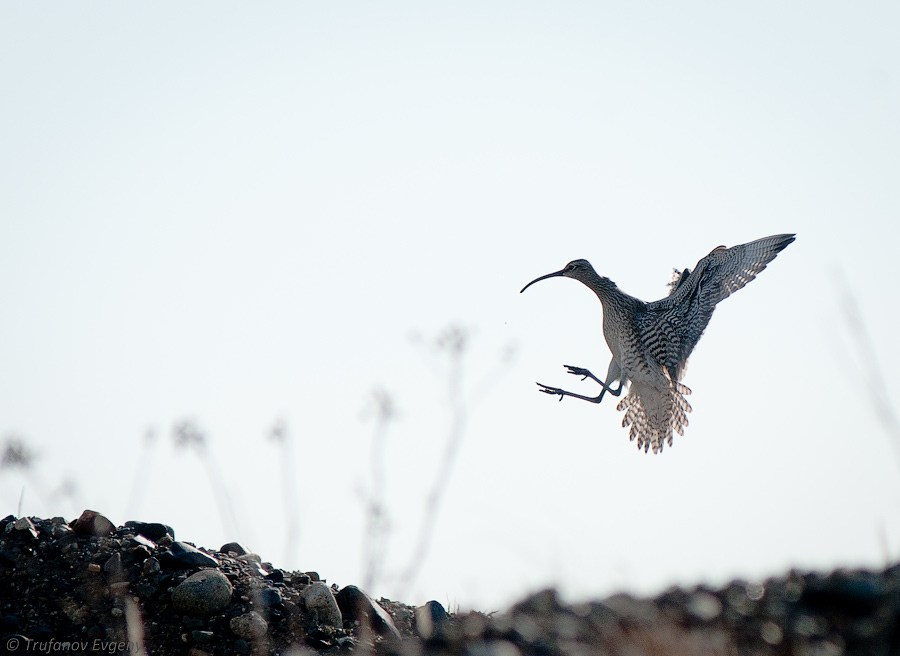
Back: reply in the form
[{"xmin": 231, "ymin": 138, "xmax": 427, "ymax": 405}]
[{"xmin": 565, "ymin": 264, "xmax": 576, "ymax": 272}]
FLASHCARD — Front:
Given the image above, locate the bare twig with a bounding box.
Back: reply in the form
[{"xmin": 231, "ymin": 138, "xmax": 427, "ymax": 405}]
[
  {"xmin": 268, "ymin": 418, "xmax": 301, "ymax": 565},
  {"xmin": 124, "ymin": 427, "xmax": 158, "ymax": 520},
  {"xmin": 172, "ymin": 419, "xmax": 242, "ymax": 540},
  {"xmin": 1, "ymin": 435, "xmax": 50, "ymax": 513},
  {"xmin": 397, "ymin": 325, "xmax": 469, "ymax": 595},
  {"xmin": 832, "ymin": 269, "xmax": 900, "ymax": 470},
  {"xmin": 361, "ymin": 388, "xmax": 397, "ymax": 592}
]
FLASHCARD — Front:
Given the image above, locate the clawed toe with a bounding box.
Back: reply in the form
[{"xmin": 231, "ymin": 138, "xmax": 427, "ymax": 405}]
[
  {"xmin": 564, "ymin": 365, "xmax": 590, "ymax": 379},
  {"xmin": 536, "ymin": 383, "xmax": 565, "ymax": 401}
]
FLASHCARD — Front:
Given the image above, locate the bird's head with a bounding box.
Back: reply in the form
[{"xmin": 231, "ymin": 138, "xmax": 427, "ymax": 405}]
[{"xmin": 520, "ymin": 259, "xmax": 597, "ymax": 293}]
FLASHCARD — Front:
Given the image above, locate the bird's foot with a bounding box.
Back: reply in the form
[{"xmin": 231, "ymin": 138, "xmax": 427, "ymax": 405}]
[
  {"xmin": 536, "ymin": 382, "xmax": 567, "ymax": 402},
  {"xmin": 564, "ymin": 365, "xmax": 593, "ymax": 381}
]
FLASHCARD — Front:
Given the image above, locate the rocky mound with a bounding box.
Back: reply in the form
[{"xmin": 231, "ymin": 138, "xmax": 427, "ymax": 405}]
[{"xmin": 1, "ymin": 511, "xmax": 897, "ymax": 655}]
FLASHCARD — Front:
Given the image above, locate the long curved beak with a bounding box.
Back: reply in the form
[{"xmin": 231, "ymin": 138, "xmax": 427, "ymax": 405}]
[{"xmin": 520, "ymin": 269, "xmax": 565, "ymax": 293}]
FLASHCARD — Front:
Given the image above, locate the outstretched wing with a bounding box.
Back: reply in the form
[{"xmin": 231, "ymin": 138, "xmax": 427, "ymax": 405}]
[{"xmin": 639, "ymin": 233, "xmax": 795, "ymax": 380}]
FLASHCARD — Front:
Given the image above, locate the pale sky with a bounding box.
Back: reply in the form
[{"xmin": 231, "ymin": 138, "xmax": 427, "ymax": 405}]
[{"xmin": 2, "ymin": 2, "xmax": 899, "ymax": 610}]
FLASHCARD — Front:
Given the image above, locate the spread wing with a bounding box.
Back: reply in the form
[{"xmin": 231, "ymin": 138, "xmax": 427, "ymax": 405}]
[{"xmin": 638, "ymin": 233, "xmax": 795, "ymax": 380}]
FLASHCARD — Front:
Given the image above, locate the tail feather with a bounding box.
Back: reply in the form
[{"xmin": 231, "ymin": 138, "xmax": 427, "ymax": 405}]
[{"xmin": 617, "ymin": 381, "xmax": 692, "ymax": 454}]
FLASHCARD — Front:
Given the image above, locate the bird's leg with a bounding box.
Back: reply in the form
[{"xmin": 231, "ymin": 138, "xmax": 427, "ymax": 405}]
[
  {"xmin": 536, "ymin": 360, "xmax": 623, "ymax": 404},
  {"xmin": 536, "ymin": 382, "xmax": 607, "ymax": 403},
  {"xmin": 563, "ymin": 366, "xmax": 623, "ymax": 396}
]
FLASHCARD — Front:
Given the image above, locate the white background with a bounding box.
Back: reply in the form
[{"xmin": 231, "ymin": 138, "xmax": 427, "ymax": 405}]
[{"xmin": 2, "ymin": 2, "xmax": 899, "ymax": 611}]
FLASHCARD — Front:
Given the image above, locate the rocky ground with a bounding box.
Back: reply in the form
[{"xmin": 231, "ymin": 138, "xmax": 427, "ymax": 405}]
[{"xmin": 1, "ymin": 511, "xmax": 899, "ymax": 656}]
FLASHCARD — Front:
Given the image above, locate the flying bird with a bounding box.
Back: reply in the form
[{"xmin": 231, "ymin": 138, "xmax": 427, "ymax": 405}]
[{"xmin": 520, "ymin": 234, "xmax": 795, "ymax": 453}]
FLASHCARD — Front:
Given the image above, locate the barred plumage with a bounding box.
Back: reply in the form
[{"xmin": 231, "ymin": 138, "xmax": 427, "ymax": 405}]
[{"xmin": 520, "ymin": 233, "xmax": 795, "ymax": 454}]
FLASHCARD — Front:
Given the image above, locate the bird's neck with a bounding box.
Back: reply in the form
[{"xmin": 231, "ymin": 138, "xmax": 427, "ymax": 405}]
[{"xmin": 581, "ymin": 271, "xmax": 621, "ymax": 307}]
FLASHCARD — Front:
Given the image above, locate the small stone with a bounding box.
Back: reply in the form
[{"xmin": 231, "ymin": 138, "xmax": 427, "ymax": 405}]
[
  {"xmin": 72, "ymin": 510, "xmax": 115, "ymax": 537},
  {"xmin": 8, "ymin": 517, "xmax": 39, "ymax": 539},
  {"xmin": 125, "ymin": 521, "xmax": 175, "ymax": 541},
  {"xmin": 191, "ymin": 630, "xmax": 215, "ymax": 644},
  {"xmin": 51, "ymin": 523, "xmax": 77, "ymax": 546},
  {"xmin": 686, "ymin": 591, "xmax": 722, "ymax": 621},
  {"xmin": 220, "ymin": 541, "xmax": 251, "ymax": 556},
  {"xmin": 230, "ymin": 611, "xmax": 268, "ymax": 640},
  {"xmin": 335, "ymin": 585, "xmax": 400, "ymax": 640},
  {"xmin": 305, "ymin": 571, "xmax": 320, "ymax": 582},
  {"xmin": 110, "ymin": 581, "xmax": 131, "ymax": 596},
  {"xmin": 128, "ymin": 534, "xmax": 156, "ymax": 550},
  {"xmin": 88, "ymin": 562, "xmax": 102, "ymax": 573},
  {"xmin": 415, "ymin": 600, "xmax": 449, "ymax": 639},
  {"xmin": 255, "ymin": 587, "xmax": 282, "ymax": 607},
  {"xmin": 302, "ymin": 582, "xmax": 343, "ymax": 628},
  {"xmin": 171, "ymin": 570, "xmax": 233, "ymax": 617},
  {"xmin": 793, "ymin": 613, "xmax": 827, "ymax": 638},
  {"xmin": 104, "ymin": 552, "xmax": 125, "ymax": 582},
  {"xmin": 143, "ymin": 557, "xmax": 161, "ymax": 576},
  {"xmin": 160, "ymin": 542, "xmax": 219, "ymax": 569},
  {"xmin": 265, "ymin": 569, "xmax": 284, "ymax": 583},
  {"xmin": 760, "ymin": 621, "xmax": 783, "ymax": 645},
  {"xmin": 130, "ymin": 545, "xmax": 152, "ymax": 562},
  {"xmin": 237, "ymin": 553, "xmax": 262, "ymax": 564},
  {"xmin": 336, "ymin": 636, "xmax": 356, "ymax": 649},
  {"xmin": 746, "ymin": 581, "xmax": 765, "ymax": 601},
  {"xmin": 233, "ymin": 638, "xmax": 250, "ymax": 655}
]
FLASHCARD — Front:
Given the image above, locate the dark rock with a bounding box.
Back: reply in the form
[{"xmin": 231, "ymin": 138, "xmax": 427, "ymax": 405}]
[
  {"xmin": 264, "ymin": 569, "xmax": 284, "ymax": 583},
  {"xmin": 302, "ymin": 582, "xmax": 343, "ymax": 628},
  {"xmin": 230, "ymin": 611, "xmax": 268, "ymax": 640},
  {"xmin": 0, "ymin": 614, "xmax": 21, "ymax": 632},
  {"xmin": 336, "ymin": 636, "xmax": 356, "ymax": 650},
  {"xmin": 6, "ymin": 517, "xmax": 39, "ymax": 539},
  {"xmin": 128, "ymin": 534, "xmax": 156, "ymax": 550},
  {"xmin": 32, "ymin": 626, "xmax": 54, "ymax": 640},
  {"xmin": 255, "ymin": 586, "xmax": 283, "ymax": 607},
  {"xmin": 800, "ymin": 570, "xmax": 886, "ymax": 616},
  {"xmin": 237, "ymin": 553, "xmax": 262, "ymax": 564},
  {"xmin": 171, "ymin": 569, "xmax": 233, "ymax": 616},
  {"xmin": 72, "ymin": 510, "xmax": 115, "ymax": 537},
  {"xmin": 143, "ymin": 557, "xmax": 161, "ymax": 576},
  {"xmin": 415, "ymin": 600, "xmax": 449, "ymax": 639},
  {"xmin": 103, "ymin": 551, "xmax": 126, "ymax": 582},
  {"xmin": 51, "ymin": 523, "xmax": 77, "ymax": 547},
  {"xmin": 125, "ymin": 521, "xmax": 175, "ymax": 541},
  {"xmin": 336, "ymin": 585, "xmax": 402, "ymax": 641},
  {"xmin": 219, "ymin": 541, "xmax": 252, "ymax": 556},
  {"xmin": 159, "ymin": 542, "xmax": 219, "ymax": 569},
  {"xmin": 130, "ymin": 545, "xmax": 152, "ymax": 563},
  {"xmin": 10, "ymin": 510, "xmax": 900, "ymax": 656}
]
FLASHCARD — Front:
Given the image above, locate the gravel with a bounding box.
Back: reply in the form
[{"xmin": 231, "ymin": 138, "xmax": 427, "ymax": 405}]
[{"xmin": 1, "ymin": 509, "xmax": 898, "ymax": 655}]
